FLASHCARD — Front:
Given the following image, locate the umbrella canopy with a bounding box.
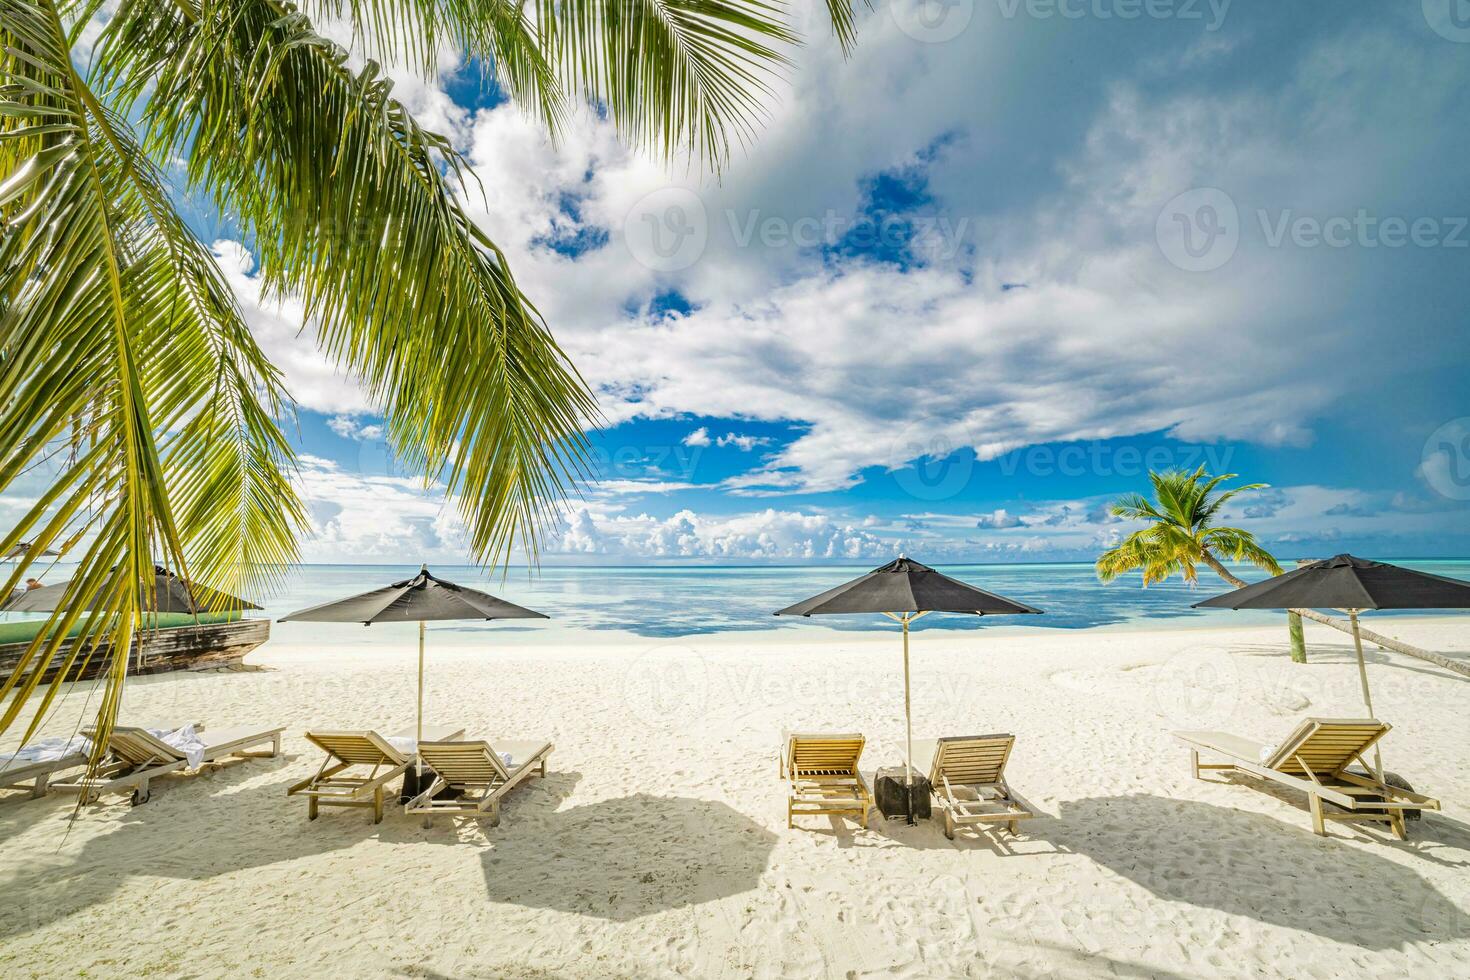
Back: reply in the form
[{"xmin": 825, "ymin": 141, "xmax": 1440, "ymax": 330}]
[
  {"xmin": 279, "ymin": 566, "xmax": 548, "ymax": 625},
  {"xmin": 3, "ymin": 565, "xmax": 260, "ymax": 613},
  {"xmin": 1194, "ymin": 554, "xmax": 1470, "ymax": 611},
  {"xmin": 279, "ymin": 566, "xmax": 548, "ymax": 765},
  {"xmin": 775, "ymin": 557, "xmax": 1042, "ymax": 823},
  {"xmin": 3, "ymin": 542, "xmax": 61, "ymax": 560},
  {"xmin": 775, "ymin": 557, "xmax": 1043, "ymax": 618},
  {"xmin": 1194, "ymin": 554, "xmax": 1470, "ymax": 778}
]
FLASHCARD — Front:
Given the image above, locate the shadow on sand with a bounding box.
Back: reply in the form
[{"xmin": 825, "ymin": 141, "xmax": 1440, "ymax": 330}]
[
  {"xmin": 466, "ymin": 793, "xmax": 778, "ymax": 921},
  {"xmin": 1053, "ymin": 795, "xmax": 1470, "ymax": 950},
  {"xmin": 0, "ymin": 761, "xmax": 589, "ymax": 940}
]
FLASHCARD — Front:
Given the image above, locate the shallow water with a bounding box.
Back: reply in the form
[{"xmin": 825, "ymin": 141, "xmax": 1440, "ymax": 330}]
[{"xmin": 9, "ymin": 559, "xmax": 1468, "ymax": 646}]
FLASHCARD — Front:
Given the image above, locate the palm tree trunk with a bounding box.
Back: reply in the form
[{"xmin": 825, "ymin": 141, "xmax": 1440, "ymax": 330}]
[{"xmin": 1197, "ymin": 550, "xmax": 1470, "ymax": 680}]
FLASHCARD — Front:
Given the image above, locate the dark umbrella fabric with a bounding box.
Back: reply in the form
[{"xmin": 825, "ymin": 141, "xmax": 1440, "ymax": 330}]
[
  {"xmin": 775, "ymin": 557, "xmax": 1043, "ymax": 617},
  {"xmin": 3, "ymin": 565, "xmax": 260, "ymax": 613},
  {"xmin": 775, "ymin": 557, "xmax": 1042, "ymax": 824},
  {"xmin": 1194, "ymin": 554, "xmax": 1470, "ymax": 611},
  {"xmin": 279, "ymin": 567, "xmax": 547, "ymax": 625},
  {"xmin": 1194, "ymin": 554, "xmax": 1470, "ymax": 778},
  {"xmin": 3, "ymin": 542, "xmax": 61, "ymax": 560}
]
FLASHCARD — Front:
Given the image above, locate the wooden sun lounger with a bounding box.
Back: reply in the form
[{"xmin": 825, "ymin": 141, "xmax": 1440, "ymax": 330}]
[
  {"xmin": 1, "ymin": 748, "xmax": 88, "ymax": 800},
  {"xmin": 1175, "ymin": 718, "xmax": 1441, "ymax": 839},
  {"xmin": 782, "ymin": 732, "xmax": 872, "ymax": 829},
  {"xmin": 287, "ymin": 725, "xmax": 464, "ymax": 824},
  {"xmin": 405, "ymin": 738, "xmax": 553, "ymax": 828},
  {"xmin": 55, "ymin": 723, "xmax": 282, "ymax": 805},
  {"xmin": 926, "ymin": 734, "xmax": 1033, "ymax": 840}
]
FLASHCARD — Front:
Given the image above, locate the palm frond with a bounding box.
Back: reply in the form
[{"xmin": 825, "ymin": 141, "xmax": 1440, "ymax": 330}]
[
  {"xmin": 1201, "ymin": 527, "xmax": 1283, "ymax": 576},
  {"xmin": 1, "ymin": 0, "xmax": 302, "ymax": 752},
  {"xmin": 823, "ymin": 0, "xmax": 872, "ymax": 57},
  {"xmin": 95, "ymin": 0, "xmax": 598, "ymax": 563},
  {"xmin": 532, "ymin": 0, "xmax": 797, "ymax": 169}
]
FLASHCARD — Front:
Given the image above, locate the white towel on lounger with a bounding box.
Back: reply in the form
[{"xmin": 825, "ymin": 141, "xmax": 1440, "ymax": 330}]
[
  {"xmin": 0, "ymin": 735, "xmax": 90, "ymax": 769},
  {"xmin": 148, "ymin": 725, "xmax": 205, "ymax": 769}
]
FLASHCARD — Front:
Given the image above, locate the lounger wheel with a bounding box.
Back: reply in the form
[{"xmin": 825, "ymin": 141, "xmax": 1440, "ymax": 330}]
[{"xmin": 130, "ymin": 786, "xmax": 151, "ymax": 806}]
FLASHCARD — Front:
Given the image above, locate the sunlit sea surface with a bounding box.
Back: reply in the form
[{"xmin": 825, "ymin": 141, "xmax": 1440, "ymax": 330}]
[{"xmin": 14, "ymin": 560, "xmax": 1467, "ymax": 648}]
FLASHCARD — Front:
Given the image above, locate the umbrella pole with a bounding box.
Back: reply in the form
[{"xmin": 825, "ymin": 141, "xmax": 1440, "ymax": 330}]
[
  {"xmin": 417, "ymin": 619, "xmax": 425, "ymax": 778},
  {"xmin": 1348, "ymin": 611, "xmax": 1385, "ymax": 781},
  {"xmin": 902, "ymin": 614, "xmax": 915, "ymax": 826}
]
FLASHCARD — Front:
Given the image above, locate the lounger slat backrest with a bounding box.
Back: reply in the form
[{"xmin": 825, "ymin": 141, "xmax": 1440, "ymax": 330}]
[
  {"xmin": 84, "ymin": 727, "xmax": 183, "ymax": 768},
  {"xmin": 306, "ymin": 731, "xmax": 406, "ymax": 767},
  {"xmin": 787, "ymin": 733, "xmax": 864, "ymax": 776},
  {"xmin": 930, "ymin": 734, "xmax": 1014, "ymax": 786},
  {"xmin": 1265, "ymin": 718, "xmax": 1389, "ymax": 776},
  {"xmin": 418, "ymin": 741, "xmax": 510, "ymax": 785}
]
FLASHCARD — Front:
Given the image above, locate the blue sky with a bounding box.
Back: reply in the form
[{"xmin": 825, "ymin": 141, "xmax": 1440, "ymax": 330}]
[{"xmin": 191, "ymin": 3, "xmax": 1470, "ymax": 564}]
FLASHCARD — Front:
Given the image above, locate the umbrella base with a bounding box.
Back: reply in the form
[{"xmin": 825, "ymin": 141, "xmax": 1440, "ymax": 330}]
[
  {"xmin": 1339, "ymin": 768, "xmax": 1423, "ymax": 821},
  {"xmin": 875, "ymin": 766, "xmax": 931, "ymax": 821}
]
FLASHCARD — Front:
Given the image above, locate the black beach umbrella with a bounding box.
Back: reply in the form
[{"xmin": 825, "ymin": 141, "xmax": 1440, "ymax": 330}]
[
  {"xmin": 3, "ymin": 542, "xmax": 61, "ymax": 561},
  {"xmin": 1195, "ymin": 554, "xmax": 1470, "ymax": 777},
  {"xmin": 279, "ymin": 565, "xmax": 548, "ymax": 763},
  {"xmin": 775, "ymin": 556, "xmax": 1042, "ymax": 823},
  {"xmin": 3, "ymin": 565, "xmax": 260, "ymax": 614}
]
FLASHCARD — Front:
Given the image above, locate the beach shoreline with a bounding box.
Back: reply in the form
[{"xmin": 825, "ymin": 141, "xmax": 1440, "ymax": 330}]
[{"xmin": 1, "ymin": 616, "xmax": 1467, "ymax": 977}]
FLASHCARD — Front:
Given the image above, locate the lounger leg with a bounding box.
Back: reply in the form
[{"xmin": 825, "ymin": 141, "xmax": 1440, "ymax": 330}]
[
  {"xmin": 31, "ymin": 773, "xmax": 48, "ymax": 799},
  {"xmin": 1309, "ymin": 793, "xmax": 1326, "ymax": 836},
  {"xmin": 787, "ymin": 801, "xmax": 794, "ymax": 829},
  {"xmin": 372, "ymin": 786, "xmax": 385, "ymax": 824},
  {"xmin": 1189, "ymin": 749, "xmax": 1200, "ymax": 780},
  {"xmin": 489, "ymin": 800, "xmax": 501, "ymax": 828},
  {"xmin": 1007, "ymin": 820, "xmax": 1018, "ymax": 836},
  {"xmin": 860, "ymin": 804, "xmax": 868, "ymax": 830},
  {"xmin": 1391, "ymin": 812, "xmax": 1407, "ymax": 840},
  {"xmin": 270, "ymin": 733, "xmax": 281, "ymax": 758},
  {"xmin": 308, "ymin": 796, "xmax": 319, "ymax": 821},
  {"xmin": 539, "ymin": 758, "xmax": 547, "ymax": 778}
]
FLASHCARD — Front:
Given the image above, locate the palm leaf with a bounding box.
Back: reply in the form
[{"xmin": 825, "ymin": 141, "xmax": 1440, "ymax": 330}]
[
  {"xmin": 1, "ymin": 0, "xmax": 302, "ymax": 755},
  {"xmin": 95, "ymin": 0, "xmax": 598, "ymax": 563},
  {"xmin": 532, "ymin": 0, "xmax": 797, "ymax": 169}
]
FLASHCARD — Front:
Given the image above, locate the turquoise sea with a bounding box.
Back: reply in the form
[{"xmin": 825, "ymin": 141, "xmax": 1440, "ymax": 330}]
[
  {"xmin": 10, "ymin": 560, "xmax": 1469, "ymax": 647},
  {"xmin": 239, "ymin": 559, "xmax": 1470, "ymax": 646}
]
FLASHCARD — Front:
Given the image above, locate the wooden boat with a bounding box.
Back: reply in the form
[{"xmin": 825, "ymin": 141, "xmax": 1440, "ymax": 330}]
[{"xmin": 0, "ymin": 618, "xmax": 271, "ymax": 684}]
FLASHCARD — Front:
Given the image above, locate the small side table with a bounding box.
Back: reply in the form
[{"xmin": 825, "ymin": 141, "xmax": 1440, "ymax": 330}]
[{"xmin": 874, "ymin": 765, "xmax": 931, "ymax": 821}]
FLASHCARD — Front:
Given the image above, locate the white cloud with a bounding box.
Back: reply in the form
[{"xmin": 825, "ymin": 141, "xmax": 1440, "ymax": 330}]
[
  {"xmin": 195, "ymin": 8, "xmax": 1469, "ymax": 553},
  {"xmin": 326, "ymin": 416, "xmax": 385, "ymax": 441},
  {"xmin": 973, "ymin": 508, "xmax": 1023, "ymax": 530},
  {"xmin": 426, "ymin": 14, "xmax": 1466, "ymax": 495},
  {"xmin": 212, "ymin": 241, "xmax": 375, "ymax": 416},
  {"xmin": 716, "ymin": 432, "xmax": 771, "ymax": 451},
  {"xmin": 555, "ymin": 507, "xmax": 896, "ymax": 561}
]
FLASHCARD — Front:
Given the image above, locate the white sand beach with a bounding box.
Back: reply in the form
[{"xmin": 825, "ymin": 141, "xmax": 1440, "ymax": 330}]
[{"xmin": 1, "ymin": 617, "xmax": 1468, "ymax": 979}]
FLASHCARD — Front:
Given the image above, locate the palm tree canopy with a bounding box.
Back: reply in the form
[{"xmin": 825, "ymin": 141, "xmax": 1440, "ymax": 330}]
[
  {"xmin": 1095, "ymin": 466, "xmax": 1283, "ymax": 587},
  {"xmin": 1, "ymin": 0, "xmax": 861, "ymax": 751}
]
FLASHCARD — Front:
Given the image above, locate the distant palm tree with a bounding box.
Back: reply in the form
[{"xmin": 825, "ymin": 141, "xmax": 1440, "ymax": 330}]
[
  {"xmin": 1097, "ymin": 467, "xmax": 1463, "ymax": 676},
  {"xmin": 0, "ymin": 1, "xmax": 863, "ymax": 750},
  {"xmin": 1096, "ymin": 467, "xmax": 1281, "ymax": 589}
]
